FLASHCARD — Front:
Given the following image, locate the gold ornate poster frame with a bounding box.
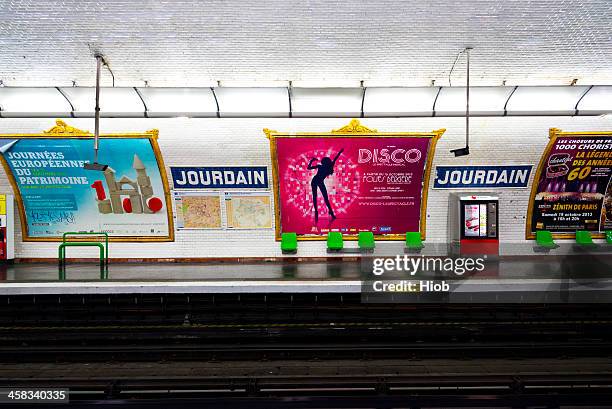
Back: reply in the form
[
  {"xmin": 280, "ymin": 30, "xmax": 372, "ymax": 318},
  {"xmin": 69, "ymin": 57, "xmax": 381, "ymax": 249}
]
[
  {"xmin": 264, "ymin": 119, "xmax": 445, "ymax": 241},
  {"xmin": 525, "ymin": 127, "xmax": 612, "ymax": 240},
  {"xmin": 0, "ymin": 120, "xmax": 175, "ymax": 242}
]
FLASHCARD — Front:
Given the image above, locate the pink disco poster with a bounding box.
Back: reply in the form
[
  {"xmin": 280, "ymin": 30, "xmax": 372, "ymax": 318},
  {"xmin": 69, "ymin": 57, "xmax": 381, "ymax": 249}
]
[{"xmin": 274, "ymin": 136, "xmax": 434, "ymax": 237}]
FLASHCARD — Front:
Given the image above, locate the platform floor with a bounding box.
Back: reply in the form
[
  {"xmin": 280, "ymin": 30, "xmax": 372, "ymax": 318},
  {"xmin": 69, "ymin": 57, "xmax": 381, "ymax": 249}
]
[{"xmin": 0, "ymin": 255, "xmax": 609, "ymax": 299}]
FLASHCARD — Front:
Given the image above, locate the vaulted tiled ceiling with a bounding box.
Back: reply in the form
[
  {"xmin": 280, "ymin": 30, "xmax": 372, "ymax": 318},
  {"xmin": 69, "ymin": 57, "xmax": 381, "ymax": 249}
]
[{"xmin": 0, "ymin": 0, "xmax": 610, "ymax": 87}]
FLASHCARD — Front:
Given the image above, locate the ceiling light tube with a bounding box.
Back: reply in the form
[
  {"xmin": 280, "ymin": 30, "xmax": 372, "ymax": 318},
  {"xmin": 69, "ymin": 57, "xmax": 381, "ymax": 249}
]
[
  {"xmin": 59, "ymin": 87, "xmax": 146, "ymax": 117},
  {"xmin": 363, "ymin": 87, "xmax": 440, "ymax": 117},
  {"xmin": 137, "ymin": 87, "xmax": 218, "ymax": 118},
  {"xmin": 214, "ymin": 87, "xmax": 289, "ymax": 117},
  {"xmin": 291, "ymin": 87, "xmax": 363, "ymax": 117},
  {"xmin": 435, "ymin": 86, "xmax": 514, "ymax": 116},
  {"xmin": 0, "ymin": 87, "xmax": 72, "ymax": 117},
  {"xmin": 505, "ymin": 86, "xmax": 590, "ymax": 116},
  {"xmin": 576, "ymin": 86, "xmax": 612, "ymax": 115}
]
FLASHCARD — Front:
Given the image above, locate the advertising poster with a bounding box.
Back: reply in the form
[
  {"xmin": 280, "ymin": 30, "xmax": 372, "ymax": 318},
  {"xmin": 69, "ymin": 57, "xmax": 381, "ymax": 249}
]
[
  {"xmin": 464, "ymin": 204, "xmax": 480, "ymax": 237},
  {"xmin": 225, "ymin": 192, "xmax": 272, "ymax": 229},
  {"xmin": 173, "ymin": 191, "xmax": 222, "ymax": 229},
  {"xmin": 528, "ymin": 131, "xmax": 612, "ymax": 238},
  {"xmin": 0, "ymin": 133, "xmax": 173, "ymax": 241},
  {"xmin": 268, "ymin": 122, "xmax": 441, "ymax": 239}
]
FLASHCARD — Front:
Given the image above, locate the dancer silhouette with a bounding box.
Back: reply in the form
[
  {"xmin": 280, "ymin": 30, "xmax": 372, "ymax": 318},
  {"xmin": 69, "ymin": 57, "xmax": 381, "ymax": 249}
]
[{"xmin": 308, "ymin": 149, "xmax": 344, "ymax": 222}]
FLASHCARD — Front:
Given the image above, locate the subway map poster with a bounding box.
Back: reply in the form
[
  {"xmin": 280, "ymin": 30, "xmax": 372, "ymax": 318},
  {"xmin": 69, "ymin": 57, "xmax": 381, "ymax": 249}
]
[
  {"xmin": 0, "ymin": 132, "xmax": 173, "ymax": 241},
  {"xmin": 173, "ymin": 191, "xmax": 222, "ymax": 229},
  {"xmin": 225, "ymin": 192, "xmax": 272, "ymax": 229},
  {"xmin": 268, "ymin": 124, "xmax": 442, "ymax": 239},
  {"xmin": 527, "ymin": 130, "xmax": 612, "ymax": 238}
]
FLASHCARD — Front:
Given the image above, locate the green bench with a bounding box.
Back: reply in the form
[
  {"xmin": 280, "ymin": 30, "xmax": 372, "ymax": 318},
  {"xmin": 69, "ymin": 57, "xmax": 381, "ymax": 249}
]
[
  {"xmin": 358, "ymin": 231, "xmax": 375, "ymax": 252},
  {"xmin": 575, "ymin": 230, "xmax": 596, "ymax": 247},
  {"xmin": 283, "ymin": 231, "xmax": 373, "ymax": 253},
  {"xmin": 327, "ymin": 232, "xmax": 344, "ymax": 251},
  {"xmin": 535, "ymin": 229, "xmax": 610, "ymax": 250},
  {"xmin": 58, "ymin": 232, "xmax": 109, "ymax": 280},
  {"xmin": 535, "ymin": 230, "xmax": 558, "ymax": 249},
  {"xmin": 280, "ymin": 232, "xmax": 298, "ymax": 254},
  {"xmin": 405, "ymin": 231, "xmax": 424, "ymax": 252}
]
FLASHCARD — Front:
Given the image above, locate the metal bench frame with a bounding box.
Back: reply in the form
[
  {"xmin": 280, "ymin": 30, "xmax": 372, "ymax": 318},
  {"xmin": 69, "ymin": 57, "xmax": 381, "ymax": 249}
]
[{"xmin": 58, "ymin": 232, "xmax": 109, "ymax": 280}]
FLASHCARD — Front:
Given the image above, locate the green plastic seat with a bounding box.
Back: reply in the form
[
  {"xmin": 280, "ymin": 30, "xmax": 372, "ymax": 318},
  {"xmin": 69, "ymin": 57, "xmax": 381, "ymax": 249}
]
[
  {"xmin": 281, "ymin": 232, "xmax": 298, "ymax": 253},
  {"xmin": 358, "ymin": 231, "xmax": 375, "ymax": 250},
  {"xmin": 405, "ymin": 232, "xmax": 424, "ymax": 250},
  {"xmin": 575, "ymin": 230, "xmax": 595, "ymax": 247},
  {"xmin": 536, "ymin": 230, "xmax": 558, "ymax": 249},
  {"xmin": 606, "ymin": 231, "xmax": 612, "ymax": 245},
  {"xmin": 327, "ymin": 232, "xmax": 344, "ymax": 251}
]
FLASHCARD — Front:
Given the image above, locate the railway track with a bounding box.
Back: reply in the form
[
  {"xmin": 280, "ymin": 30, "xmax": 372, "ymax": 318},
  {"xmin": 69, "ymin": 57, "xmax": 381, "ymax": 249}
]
[
  {"xmin": 1, "ymin": 310, "xmax": 612, "ymax": 362},
  {"xmin": 1, "ymin": 298, "xmax": 612, "ymax": 406},
  {"xmin": 2, "ymin": 368, "xmax": 612, "ymax": 407},
  {"xmin": 1, "ymin": 341, "xmax": 612, "ymax": 362}
]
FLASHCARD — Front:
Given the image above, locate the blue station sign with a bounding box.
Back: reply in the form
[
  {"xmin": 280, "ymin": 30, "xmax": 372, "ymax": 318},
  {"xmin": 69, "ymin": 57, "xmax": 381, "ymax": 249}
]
[
  {"xmin": 434, "ymin": 165, "xmax": 532, "ymax": 189},
  {"xmin": 171, "ymin": 167, "xmax": 268, "ymax": 189}
]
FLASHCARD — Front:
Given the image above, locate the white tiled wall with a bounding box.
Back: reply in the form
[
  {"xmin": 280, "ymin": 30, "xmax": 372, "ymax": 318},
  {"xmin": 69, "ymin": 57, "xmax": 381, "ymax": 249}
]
[{"xmin": 0, "ymin": 116, "xmax": 609, "ymax": 259}]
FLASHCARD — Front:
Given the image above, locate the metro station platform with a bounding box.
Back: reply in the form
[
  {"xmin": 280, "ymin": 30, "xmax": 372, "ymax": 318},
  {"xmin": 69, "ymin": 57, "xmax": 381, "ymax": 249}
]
[{"xmin": 0, "ymin": 255, "xmax": 610, "ymax": 302}]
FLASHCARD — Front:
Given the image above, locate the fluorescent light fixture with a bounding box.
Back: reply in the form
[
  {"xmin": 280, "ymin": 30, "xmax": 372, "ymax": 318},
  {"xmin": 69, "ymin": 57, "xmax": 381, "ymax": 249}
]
[
  {"xmin": 576, "ymin": 86, "xmax": 612, "ymax": 115},
  {"xmin": 506, "ymin": 86, "xmax": 590, "ymax": 116},
  {"xmin": 0, "ymin": 87, "xmax": 72, "ymax": 117},
  {"xmin": 290, "ymin": 80, "xmax": 363, "ymax": 88},
  {"xmin": 363, "ymin": 79, "xmax": 432, "ymax": 87},
  {"xmin": 137, "ymin": 87, "xmax": 217, "ymax": 118},
  {"xmin": 363, "ymin": 87, "xmax": 439, "ymax": 117},
  {"xmin": 0, "ymin": 85, "xmax": 610, "ymax": 118},
  {"xmin": 434, "ymin": 86, "xmax": 514, "ymax": 116},
  {"xmin": 59, "ymin": 87, "xmax": 145, "ymax": 117},
  {"xmin": 215, "ymin": 87, "xmax": 289, "ymax": 117},
  {"xmin": 291, "ymin": 87, "xmax": 363, "ymax": 117},
  {"xmin": 216, "ymin": 80, "xmax": 288, "ymax": 88}
]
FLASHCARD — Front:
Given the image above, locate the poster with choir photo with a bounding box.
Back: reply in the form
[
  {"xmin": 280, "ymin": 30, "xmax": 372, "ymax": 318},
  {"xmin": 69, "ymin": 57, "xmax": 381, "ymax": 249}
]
[{"xmin": 527, "ymin": 131, "xmax": 612, "ymax": 238}]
